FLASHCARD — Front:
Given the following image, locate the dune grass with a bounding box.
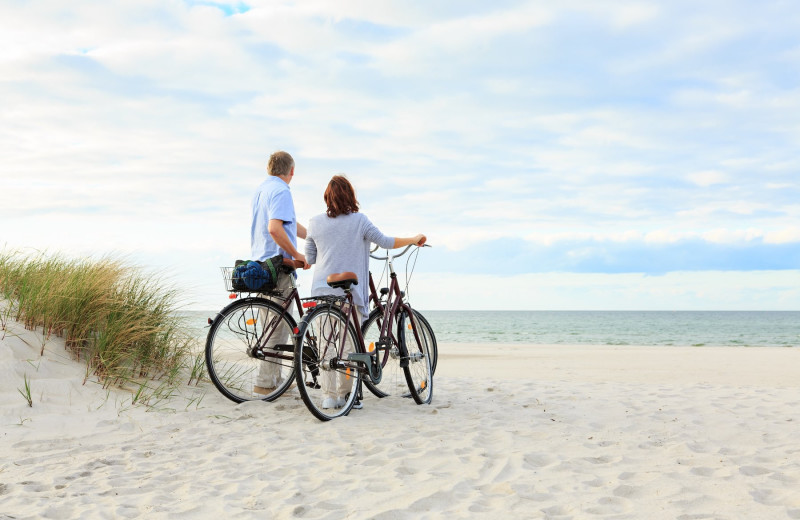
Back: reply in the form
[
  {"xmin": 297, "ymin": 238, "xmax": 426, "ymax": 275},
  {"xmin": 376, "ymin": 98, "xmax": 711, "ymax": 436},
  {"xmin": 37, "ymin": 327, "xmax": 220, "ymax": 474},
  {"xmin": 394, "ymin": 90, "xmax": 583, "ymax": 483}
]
[{"xmin": 0, "ymin": 249, "xmax": 197, "ymax": 395}]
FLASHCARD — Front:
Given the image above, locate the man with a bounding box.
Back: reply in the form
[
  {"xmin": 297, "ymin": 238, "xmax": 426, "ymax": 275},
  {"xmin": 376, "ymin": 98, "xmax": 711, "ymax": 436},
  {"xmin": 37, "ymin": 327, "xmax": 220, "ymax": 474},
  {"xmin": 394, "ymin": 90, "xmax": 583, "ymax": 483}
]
[{"xmin": 250, "ymin": 150, "xmax": 309, "ymax": 395}]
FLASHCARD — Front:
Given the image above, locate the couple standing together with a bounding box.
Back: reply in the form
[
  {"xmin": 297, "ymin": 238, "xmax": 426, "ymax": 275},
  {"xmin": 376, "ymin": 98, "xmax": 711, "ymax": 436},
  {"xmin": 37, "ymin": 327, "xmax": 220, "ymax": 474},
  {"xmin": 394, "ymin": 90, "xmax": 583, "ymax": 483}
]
[{"xmin": 250, "ymin": 150, "xmax": 426, "ymax": 408}]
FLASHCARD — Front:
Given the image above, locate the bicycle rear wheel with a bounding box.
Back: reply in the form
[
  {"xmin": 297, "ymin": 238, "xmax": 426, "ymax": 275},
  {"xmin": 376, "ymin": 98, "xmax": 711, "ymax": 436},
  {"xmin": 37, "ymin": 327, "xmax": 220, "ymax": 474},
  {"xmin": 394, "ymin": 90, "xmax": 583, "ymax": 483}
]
[
  {"xmin": 294, "ymin": 304, "xmax": 363, "ymax": 421},
  {"xmin": 362, "ymin": 308, "xmax": 436, "ymax": 398},
  {"xmin": 205, "ymin": 297, "xmax": 296, "ymax": 403},
  {"xmin": 399, "ymin": 310, "xmax": 433, "ymax": 405}
]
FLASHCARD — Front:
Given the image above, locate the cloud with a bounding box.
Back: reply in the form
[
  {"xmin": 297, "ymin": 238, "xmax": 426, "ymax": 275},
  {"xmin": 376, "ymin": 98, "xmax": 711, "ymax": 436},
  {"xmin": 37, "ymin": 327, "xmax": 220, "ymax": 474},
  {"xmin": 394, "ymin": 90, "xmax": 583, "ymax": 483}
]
[
  {"xmin": 686, "ymin": 170, "xmax": 727, "ymax": 187},
  {"xmin": 409, "ymin": 270, "xmax": 800, "ymax": 311},
  {"xmin": 1, "ymin": 1, "xmax": 800, "ymax": 310},
  {"xmin": 421, "ymin": 235, "xmax": 800, "ymax": 275}
]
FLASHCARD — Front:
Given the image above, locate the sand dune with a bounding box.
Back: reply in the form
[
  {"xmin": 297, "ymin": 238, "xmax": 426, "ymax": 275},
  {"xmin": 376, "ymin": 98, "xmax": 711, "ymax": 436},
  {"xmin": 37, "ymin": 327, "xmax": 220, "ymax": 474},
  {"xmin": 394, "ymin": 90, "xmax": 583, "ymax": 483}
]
[{"xmin": 2, "ymin": 320, "xmax": 799, "ymax": 519}]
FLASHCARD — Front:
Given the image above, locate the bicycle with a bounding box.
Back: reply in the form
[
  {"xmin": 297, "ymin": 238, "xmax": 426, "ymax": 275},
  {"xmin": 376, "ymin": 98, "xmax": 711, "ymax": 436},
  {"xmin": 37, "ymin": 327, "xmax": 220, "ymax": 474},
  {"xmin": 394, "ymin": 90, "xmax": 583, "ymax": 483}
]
[
  {"xmin": 361, "ymin": 245, "xmax": 438, "ymax": 399},
  {"xmin": 205, "ymin": 258, "xmax": 307, "ymax": 403},
  {"xmin": 293, "ymin": 248, "xmax": 434, "ymax": 421}
]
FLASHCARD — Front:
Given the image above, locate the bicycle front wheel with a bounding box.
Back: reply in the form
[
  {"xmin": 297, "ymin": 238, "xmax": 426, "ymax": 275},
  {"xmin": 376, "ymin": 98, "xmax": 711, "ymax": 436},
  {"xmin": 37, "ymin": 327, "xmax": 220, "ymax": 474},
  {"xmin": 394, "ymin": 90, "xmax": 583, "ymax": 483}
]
[
  {"xmin": 399, "ymin": 310, "xmax": 433, "ymax": 405},
  {"xmin": 205, "ymin": 297, "xmax": 296, "ymax": 403},
  {"xmin": 362, "ymin": 308, "xmax": 437, "ymax": 398},
  {"xmin": 294, "ymin": 304, "xmax": 363, "ymax": 421},
  {"xmin": 411, "ymin": 310, "xmax": 438, "ymax": 375}
]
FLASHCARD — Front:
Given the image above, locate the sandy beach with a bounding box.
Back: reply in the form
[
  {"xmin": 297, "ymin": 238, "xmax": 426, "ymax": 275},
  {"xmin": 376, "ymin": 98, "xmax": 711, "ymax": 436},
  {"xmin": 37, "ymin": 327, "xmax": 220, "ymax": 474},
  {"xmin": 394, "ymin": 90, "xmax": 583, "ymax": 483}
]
[{"xmin": 2, "ymin": 318, "xmax": 799, "ymax": 519}]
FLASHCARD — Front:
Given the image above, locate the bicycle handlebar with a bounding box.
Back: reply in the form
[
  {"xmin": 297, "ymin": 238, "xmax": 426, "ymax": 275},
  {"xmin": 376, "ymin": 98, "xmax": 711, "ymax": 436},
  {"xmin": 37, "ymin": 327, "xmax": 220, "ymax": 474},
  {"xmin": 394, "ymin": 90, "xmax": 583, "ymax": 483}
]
[{"xmin": 369, "ymin": 244, "xmax": 431, "ymax": 261}]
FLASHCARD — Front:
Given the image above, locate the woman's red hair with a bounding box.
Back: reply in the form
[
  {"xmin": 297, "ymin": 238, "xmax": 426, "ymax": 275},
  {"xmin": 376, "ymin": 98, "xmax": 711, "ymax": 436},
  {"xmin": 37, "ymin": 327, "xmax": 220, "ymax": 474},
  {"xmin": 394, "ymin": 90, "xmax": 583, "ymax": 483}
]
[{"xmin": 324, "ymin": 175, "xmax": 360, "ymax": 218}]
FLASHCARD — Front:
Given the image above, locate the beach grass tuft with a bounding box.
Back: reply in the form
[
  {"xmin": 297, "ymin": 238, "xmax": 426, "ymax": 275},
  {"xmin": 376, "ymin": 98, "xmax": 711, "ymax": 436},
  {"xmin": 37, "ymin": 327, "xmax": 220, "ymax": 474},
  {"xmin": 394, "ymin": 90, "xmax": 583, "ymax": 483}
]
[
  {"xmin": 0, "ymin": 248, "xmax": 197, "ymax": 398},
  {"xmin": 18, "ymin": 373, "xmax": 33, "ymax": 407}
]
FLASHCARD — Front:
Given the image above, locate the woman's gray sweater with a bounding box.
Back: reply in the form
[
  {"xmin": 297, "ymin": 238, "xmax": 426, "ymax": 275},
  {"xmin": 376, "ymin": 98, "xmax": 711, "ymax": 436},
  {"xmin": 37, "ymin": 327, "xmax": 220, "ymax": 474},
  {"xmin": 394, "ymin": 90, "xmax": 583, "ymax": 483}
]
[{"xmin": 305, "ymin": 212, "xmax": 394, "ymax": 320}]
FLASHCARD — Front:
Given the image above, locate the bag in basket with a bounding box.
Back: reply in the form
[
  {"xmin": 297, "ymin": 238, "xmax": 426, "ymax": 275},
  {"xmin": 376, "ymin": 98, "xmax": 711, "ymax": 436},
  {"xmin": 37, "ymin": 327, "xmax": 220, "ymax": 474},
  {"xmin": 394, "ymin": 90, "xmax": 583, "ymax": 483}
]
[{"xmin": 231, "ymin": 255, "xmax": 282, "ymax": 292}]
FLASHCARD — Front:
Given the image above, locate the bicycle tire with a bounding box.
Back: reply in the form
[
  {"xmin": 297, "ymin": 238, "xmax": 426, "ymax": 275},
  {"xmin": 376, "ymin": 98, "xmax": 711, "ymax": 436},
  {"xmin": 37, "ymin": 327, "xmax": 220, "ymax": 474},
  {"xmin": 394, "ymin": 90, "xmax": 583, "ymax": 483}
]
[
  {"xmin": 294, "ymin": 304, "xmax": 364, "ymax": 421},
  {"xmin": 205, "ymin": 297, "xmax": 297, "ymax": 403},
  {"xmin": 410, "ymin": 310, "xmax": 438, "ymax": 374},
  {"xmin": 361, "ymin": 308, "xmax": 403, "ymax": 398},
  {"xmin": 362, "ymin": 308, "xmax": 437, "ymax": 398},
  {"xmin": 398, "ymin": 310, "xmax": 433, "ymax": 405}
]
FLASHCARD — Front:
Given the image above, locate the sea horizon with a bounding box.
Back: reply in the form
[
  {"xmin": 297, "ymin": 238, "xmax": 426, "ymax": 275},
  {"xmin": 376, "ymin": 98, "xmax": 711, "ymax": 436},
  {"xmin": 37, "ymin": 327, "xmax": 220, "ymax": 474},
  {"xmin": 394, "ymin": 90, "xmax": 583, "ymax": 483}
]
[{"xmin": 181, "ymin": 309, "xmax": 800, "ymax": 348}]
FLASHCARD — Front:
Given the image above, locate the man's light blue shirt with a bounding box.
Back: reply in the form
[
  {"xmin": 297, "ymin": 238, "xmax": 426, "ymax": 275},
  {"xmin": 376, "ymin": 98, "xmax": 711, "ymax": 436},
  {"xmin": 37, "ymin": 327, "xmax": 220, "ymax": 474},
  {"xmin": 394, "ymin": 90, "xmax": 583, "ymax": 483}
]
[{"xmin": 250, "ymin": 176, "xmax": 297, "ymax": 262}]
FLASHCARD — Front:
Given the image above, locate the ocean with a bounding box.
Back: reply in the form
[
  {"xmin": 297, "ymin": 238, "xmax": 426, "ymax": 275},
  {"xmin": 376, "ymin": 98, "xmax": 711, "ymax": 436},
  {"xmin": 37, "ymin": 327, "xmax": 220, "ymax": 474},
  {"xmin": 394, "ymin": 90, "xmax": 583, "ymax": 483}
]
[{"xmin": 183, "ymin": 310, "xmax": 799, "ymax": 348}]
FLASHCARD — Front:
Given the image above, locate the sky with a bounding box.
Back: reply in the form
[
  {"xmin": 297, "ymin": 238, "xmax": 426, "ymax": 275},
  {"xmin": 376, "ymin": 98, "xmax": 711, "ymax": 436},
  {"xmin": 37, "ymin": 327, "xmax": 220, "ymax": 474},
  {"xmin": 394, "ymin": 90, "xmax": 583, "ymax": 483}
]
[{"xmin": 1, "ymin": 0, "xmax": 798, "ymax": 311}]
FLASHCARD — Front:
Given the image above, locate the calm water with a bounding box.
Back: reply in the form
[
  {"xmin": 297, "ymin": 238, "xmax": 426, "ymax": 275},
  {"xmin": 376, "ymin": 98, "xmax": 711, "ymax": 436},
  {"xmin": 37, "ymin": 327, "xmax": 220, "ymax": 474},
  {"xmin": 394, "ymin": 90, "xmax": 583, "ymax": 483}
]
[
  {"xmin": 422, "ymin": 311, "xmax": 799, "ymax": 347},
  {"xmin": 182, "ymin": 310, "xmax": 799, "ymax": 348}
]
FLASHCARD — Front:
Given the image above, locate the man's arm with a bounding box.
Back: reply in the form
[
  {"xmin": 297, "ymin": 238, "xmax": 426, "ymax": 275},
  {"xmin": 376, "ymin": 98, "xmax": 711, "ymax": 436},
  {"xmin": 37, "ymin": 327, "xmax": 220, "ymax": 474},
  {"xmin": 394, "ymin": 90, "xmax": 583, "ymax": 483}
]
[
  {"xmin": 268, "ymin": 219, "xmax": 310, "ymax": 268},
  {"xmin": 296, "ymin": 222, "xmax": 307, "ymax": 240}
]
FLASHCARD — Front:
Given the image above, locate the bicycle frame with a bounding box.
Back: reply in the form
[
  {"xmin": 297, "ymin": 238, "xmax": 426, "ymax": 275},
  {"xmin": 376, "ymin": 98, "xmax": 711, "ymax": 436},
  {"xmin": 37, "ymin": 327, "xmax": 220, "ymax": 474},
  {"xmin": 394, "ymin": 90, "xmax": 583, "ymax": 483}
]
[
  {"xmin": 367, "ymin": 248, "xmax": 424, "ymax": 361},
  {"xmin": 251, "ymin": 278, "xmax": 306, "ymax": 362},
  {"xmin": 305, "ymin": 278, "xmax": 412, "ymax": 386},
  {"xmin": 293, "ymin": 244, "xmax": 432, "ymax": 418},
  {"xmin": 324, "ymin": 292, "xmax": 380, "ymax": 381}
]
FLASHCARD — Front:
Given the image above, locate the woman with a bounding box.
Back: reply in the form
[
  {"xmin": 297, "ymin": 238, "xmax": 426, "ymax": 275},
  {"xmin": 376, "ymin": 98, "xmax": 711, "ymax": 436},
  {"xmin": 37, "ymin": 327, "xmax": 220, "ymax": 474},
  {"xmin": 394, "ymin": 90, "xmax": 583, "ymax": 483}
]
[{"xmin": 305, "ymin": 175, "xmax": 426, "ymax": 409}]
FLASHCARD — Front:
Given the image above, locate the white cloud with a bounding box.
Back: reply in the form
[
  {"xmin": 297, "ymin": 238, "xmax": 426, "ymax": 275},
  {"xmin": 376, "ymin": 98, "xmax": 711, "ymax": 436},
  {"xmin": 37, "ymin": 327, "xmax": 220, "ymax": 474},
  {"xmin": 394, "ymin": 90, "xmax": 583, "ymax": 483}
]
[
  {"xmin": 687, "ymin": 170, "xmax": 727, "ymax": 187},
  {"xmin": 1, "ymin": 0, "xmax": 799, "ymax": 310},
  {"xmin": 764, "ymin": 227, "xmax": 800, "ymax": 245},
  {"xmin": 410, "ymin": 270, "xmax": 800, "ymax": 311}
]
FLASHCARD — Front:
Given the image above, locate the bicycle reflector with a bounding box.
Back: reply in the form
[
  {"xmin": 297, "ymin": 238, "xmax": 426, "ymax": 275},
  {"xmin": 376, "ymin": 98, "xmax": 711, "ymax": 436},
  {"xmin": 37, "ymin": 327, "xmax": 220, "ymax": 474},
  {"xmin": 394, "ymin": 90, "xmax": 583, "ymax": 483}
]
[
  {"xmin": 293, "ymin": 327, "xmax": 299, "ymax": 334},
  {"xmin": 246, "ymin": 318, "xmax": 257, "ymax": 325},
  {"xmin": 229, "ymin": 293, "xmax": 237, "ymax": 299},
  {"xmin": 302, "ymin": 301, "xmax": 317, "ymax": 309},
  {"xmin": 368, "ymin": 342, "xmax": 375, "ymax": 352}
]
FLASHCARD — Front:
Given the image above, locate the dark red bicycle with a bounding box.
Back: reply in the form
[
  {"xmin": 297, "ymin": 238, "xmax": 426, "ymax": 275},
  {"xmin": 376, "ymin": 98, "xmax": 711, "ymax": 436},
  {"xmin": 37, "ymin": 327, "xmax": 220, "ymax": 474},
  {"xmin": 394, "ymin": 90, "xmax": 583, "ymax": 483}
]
[
  {"xmin": 205, "ymin": 258, "xmax": 306, "ymax": 403},
  {"xmin": 362, "ymin": 245, "xmax": 438, "ymax": 398},
  {"xmin": 293, "ymin": 246, "xmax": 434, "ymax": 421}
]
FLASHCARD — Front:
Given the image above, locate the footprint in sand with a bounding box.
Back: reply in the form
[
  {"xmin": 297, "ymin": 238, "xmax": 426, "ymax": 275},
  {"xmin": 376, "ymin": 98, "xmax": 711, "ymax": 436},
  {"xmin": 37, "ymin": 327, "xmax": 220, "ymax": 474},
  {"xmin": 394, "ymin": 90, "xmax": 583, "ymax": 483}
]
[
  {"xmin": 613, "ymin": 484, "xmax": 644, "ymax": 499},
  {"xmin": 584, "ymin": 496, "xmax": 632, "ymax": 515},
  {"xmin": 690, "ymin": 466, "xmax": 717, "ymax": 477},
  {"xmin": 740, "ymin": 466, "xmax": 771, "ymax": 477},
  {"xmin": 523, "ymin": 453, "xmax": 557, "ymax": 468},
  {"xmin": 584, "ymin": 455, "xmax": 618, "ymax": 465}
]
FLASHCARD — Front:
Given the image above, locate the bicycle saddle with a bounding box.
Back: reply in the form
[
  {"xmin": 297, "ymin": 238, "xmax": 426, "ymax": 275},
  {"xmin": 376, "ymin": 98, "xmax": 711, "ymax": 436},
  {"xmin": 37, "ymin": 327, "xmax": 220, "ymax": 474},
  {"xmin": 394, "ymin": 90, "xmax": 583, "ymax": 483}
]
[{"xmin": 327, "ymin": 272, "xmax": 359, "ymax": 290}]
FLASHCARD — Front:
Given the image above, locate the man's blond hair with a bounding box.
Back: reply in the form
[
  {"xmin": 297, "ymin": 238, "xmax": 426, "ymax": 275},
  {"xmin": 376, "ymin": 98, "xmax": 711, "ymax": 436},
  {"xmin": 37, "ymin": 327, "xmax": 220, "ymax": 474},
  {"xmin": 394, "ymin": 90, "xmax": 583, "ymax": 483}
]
[{"xmin": 268, "ymin": 151, "xmax": 294, "ymax": 177}]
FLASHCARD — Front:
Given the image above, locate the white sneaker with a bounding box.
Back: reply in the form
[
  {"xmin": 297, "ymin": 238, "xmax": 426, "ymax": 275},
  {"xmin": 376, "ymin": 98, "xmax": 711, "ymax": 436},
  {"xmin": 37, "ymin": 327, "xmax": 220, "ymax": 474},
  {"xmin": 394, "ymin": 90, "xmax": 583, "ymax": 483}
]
[
  {"xmin": 335, "ymin": 397, "xmax": 346, "ymax": 408},
  {"xmin": 322, "ymin": 397, "xmax": 338, "ymax": 409}
]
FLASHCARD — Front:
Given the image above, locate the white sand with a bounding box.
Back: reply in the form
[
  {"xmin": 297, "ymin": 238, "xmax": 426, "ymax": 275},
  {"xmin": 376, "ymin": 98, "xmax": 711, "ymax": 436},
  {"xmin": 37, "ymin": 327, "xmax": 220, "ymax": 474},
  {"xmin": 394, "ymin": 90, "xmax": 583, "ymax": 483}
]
[{"xmin": 2, "ymin": 320, "xmax": 800, "ymax": 519}]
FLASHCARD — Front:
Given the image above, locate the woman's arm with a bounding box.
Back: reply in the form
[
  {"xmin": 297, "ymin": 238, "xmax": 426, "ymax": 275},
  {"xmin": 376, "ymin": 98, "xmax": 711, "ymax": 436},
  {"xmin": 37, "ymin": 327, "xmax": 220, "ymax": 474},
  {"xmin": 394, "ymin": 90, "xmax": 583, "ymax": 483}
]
[
  {"xmin": 392, "ymin": 234, "xmax": 426, "ymax": 248},
  {"xmin": 304, "ymin": 231, "xmax": 317, "ymax": 266},
  {"xmin": 361, "ymin": 214, "xmax": 425, "ymax": 249}
]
